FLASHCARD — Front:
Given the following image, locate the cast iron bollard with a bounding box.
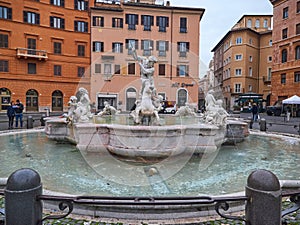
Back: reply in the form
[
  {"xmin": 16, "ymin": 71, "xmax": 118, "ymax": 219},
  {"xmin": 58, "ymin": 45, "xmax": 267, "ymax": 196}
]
[
  {"xmin": 259, "ymin": 118, "xmax": 266, "ymax": 131},
  {"xmin": 27, "ymin": 116, "xmax": 34, "ymax": 129},
  {"xmin": 246, "ymin": 169, "xmax": 281, "ymax": 225},
  {"xmin": 5, "ymin": 168, "xmax": 43, "ymax": 225}
]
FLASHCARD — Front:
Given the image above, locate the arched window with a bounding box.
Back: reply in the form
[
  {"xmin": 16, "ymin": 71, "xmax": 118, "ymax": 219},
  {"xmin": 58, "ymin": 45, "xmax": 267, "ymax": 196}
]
[
  {"xmin": 295, "ymin": 46, "xmax": 300, "ymax": 60},
  {"xmin": 282, "ymin": 49, "xmax": 288, "ymax": 63},
  {"xmin": 177, "ymin": 88, "xmax": 188, "ymax": 107},
  {"xmin": 0, "ymin": 87, "xmax": 11, "ymax": 111},
  {"xmin": 52, "ymin": 90, "xmax": 63, "ymax": 111},
  {"xmin": 247, "ymin": 19, "xmax": 252, "ymax": 28},
  {"xmin": 126, "ymin": 87, "xmax": 137, "ymax": 111},
  {"xmin": 26, "ymin": 89, "xmax": 38, "ymax": 111},
  {"xmin": 255, "ymin": 19, "xmax": 260, "ymax": 28}
]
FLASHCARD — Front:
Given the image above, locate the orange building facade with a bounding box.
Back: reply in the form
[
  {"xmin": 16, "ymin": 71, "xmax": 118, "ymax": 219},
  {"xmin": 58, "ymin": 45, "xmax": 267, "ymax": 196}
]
[
  {"xmin": 212, "ymin": 15, "xmax": 273, "ymax": 111},
  {"xmin": 90, "ymin": 0, "xmax": 204, "ymax": 111},
  {"xmin": 269, "ymin": 0, "xmax": 300, "ymax": 105},
  {"xmin": 0, "ymin": 0, "xmax": 91, "ymax": 112},
  {"xmin": 0, "ymin": 0, "xmax": 204, "ymax": 113}
]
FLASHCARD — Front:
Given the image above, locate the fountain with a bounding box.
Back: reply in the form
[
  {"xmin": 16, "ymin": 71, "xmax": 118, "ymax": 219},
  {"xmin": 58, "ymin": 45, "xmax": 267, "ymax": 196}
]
[{"xmin": 45, "ymin": 48, "xmax": 247, "ymax": 164}]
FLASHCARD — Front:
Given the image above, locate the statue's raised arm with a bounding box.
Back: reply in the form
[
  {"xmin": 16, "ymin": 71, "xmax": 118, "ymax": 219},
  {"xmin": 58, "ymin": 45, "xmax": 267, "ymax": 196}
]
[{"xmin": 129, "ymin": 42, "xmax": 139, "ymax": 61}]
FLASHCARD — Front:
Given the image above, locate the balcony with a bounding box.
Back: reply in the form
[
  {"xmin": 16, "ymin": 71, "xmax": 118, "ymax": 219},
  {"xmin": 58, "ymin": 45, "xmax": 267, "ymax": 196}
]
[
  {"xmin": 16, "ymin": 48, "xmax": 48, "ymax": 61},
  {"xmin": 263, "ymin": 76, "xmax": 271, "ymax": 85}
]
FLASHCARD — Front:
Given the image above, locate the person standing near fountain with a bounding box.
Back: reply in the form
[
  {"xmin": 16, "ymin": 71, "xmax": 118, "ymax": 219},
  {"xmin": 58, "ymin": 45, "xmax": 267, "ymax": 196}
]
[
  {"xmin": 6, "ymin": 101, "xmax": 15, "ymax": 129},
  {"xmin": 14, "ymin": 99, "xmax": 24, "ymax": 128}
]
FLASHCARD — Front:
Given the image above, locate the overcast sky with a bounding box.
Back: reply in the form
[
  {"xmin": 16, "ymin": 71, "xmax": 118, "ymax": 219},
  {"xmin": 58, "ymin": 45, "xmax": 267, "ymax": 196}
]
[{"xmin": 170, "ymin": 0, "xmax": 273, "ymax": 74}]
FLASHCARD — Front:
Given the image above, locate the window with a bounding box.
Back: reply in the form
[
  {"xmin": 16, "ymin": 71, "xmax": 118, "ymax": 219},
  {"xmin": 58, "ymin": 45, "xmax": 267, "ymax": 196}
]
[
  {"xmin": 54, "ymin": 65, "xmax": 61, "ymax": 76},
  {"xmin": 297, "ymin": 1, "xmax": 300, "ymax": 13},
  {"xmin": 50, "ymin": 16, "xmax": 65, "ymax": 29},
  {"xmin": 249, "ymin": 56, "xmax": 253, "ymax": 62},
  {"xmin": 53, "ymin": 42, "xmax": 61, "ymax": 54},
  {"xmin": 93, "ymin": 16, "xmax": 104, "ymax": 27},
  {"xmin": 247, "ymin": 19, "xmax": 252, "ymax": 28},
  {"xmin": 235, "ymin": 68, "xmax": 242, "ymax": 76},
  {"xmin": 28, "ymin": 63, "xmax": 36, "ymax": 74},
  {"xmin": 268, "ymin": 56, "xmax": 272, "ymax": 62},
  {"xmin": 248, "ymin": 85, "xmax": 252, "ymax": 92},
  {"xmin": 27, "ymin": 38, "xmax": 36, "ymax": 55},
  {"xmin": 104, "ymin": 64, "xmax": 111, "ymax": 75},
  {"xmin": 74, "ymin": 21, "xmax": 88, "ymax": 32},
  {"xmin": 126, "ymin": 39, "xmax": 138, "ymax": 55},
  {"xmin": 295, "ymin": 72, "xmax": 300, "ymax": 83},
  {"xmin": 141, "ymin": 40, "xmax": 153, "ymax": 56},
  {"xmin": 281, "ymin": 73, "xmax": 286, "ymax": 84},
  {"xmin": 234, "ymin": 83, "xmax": 241, "ymax": 93},
  {"xmin": 282, "ymin": 28, "xmax": 288, "ymax": 39},
  {"xmin": 249, "ymin": 67, "xmax": 252, "ymax": 77},
  {"xmin": 114, "ymin": 65, "xmax": 120, "ymax": 74},
  {"xmin": 177, "ymin": 42, "xmax": 189, "ymax": 57},
  {"xmin": 125, "ymin": 14, "xmax": 138, "ymax": 30},
  {"xmin": 269, "ymin": 39, "xmax": 272, "ymax": 46},
  {"xmin": 282, "ymin": 49, "xmax": 288, "ymax": 63},
  {"xmin": 264, "ymin": 19, "xmax": 268, "ymax": 28},
  {"xmin": 255, "ymin": 19, "xmax": 260, "ymax": 28},
  {"xmin": 283, "ymin": 7, "xmax": 288, "ymax": 19},
  {"xmin": 112, "ymin": 42, "xmax": 123, "ymax": 53},
  {"xmin": 78, "ymin": 45, "xmax": 85, "ymax": 56},
  {"xmin": 249, "ymin": 38, "xmax": 253, "ymax": 45},
  {"xmin": 0, "ymin": 34, "xmax": 8, "ymax": 48},
  {"xmin": 95, "ymin": 64, "xmax": 101, "ymax": 73},
  {"xmin": 180, "ymin": 17, "xmax": 187, "ymax": 33},
  {"xmin": 157, "ymin": 41, "xmax": 168, "ymax": 57},
  {"xmin": 267, "ymin": 68, "xmax": 272, "ymax": 81},
  {"xmin": 50, "ymin": 0, "xmax": 64, "ymax": 7},
  {"xmin": 296, "ymin": 46, "xmax": 300, "ymax": 60},
  {"xmin": 23, "ymin": 11, "xmax": 40, "ymax": 25},
  {"xmin": 128, "ymin": 63, "xmax": 135, "ymax": 75},
  {"xmin": 0, "ymin": 60, "xmax": 8, "ymax": 72},
  {"xmin": 93, "ymin": 42, "xmax": 104, "ymax": 52},
  {"xmin": 235, "ymin": 54, "xmax": 242, "ymax": 61},
  {"xmin": 112, "ymin": 18, "xmax": 123, "ymax": 28},
  {"xmin": 158, "ymin": 64, "xmax": 165, "ymax": 76},
  {"xmin": 236, "ymin": 37, "xmax": 242, "ymax": 44},
  {"xmin": 0, "ymin": 6, "xmax": 12, "ymax": 19},
  {"xmin": 75, "ymin": 0, "xmax": 87, "ymax": 10},
  {"xmin": 177, "ymin": 65, "xmax": 189, "ymax": 77},
  {"xmin": 77, "ymin": 67, "xmax": 85, "ymax": 77},
  {"xmin": 141, "ymin": 15, "xmax": 153, "ymax": 31},
  {"xmin": 157, "ymin": 16, "xmax": 169, "ymax": 32},
  {"xmin": 297, "ymin": 24, "xmax": 300, "ymax": 35}
]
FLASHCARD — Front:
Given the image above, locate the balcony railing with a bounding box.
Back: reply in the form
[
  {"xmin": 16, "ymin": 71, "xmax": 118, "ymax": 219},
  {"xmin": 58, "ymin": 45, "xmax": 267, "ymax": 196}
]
[
  {"xmin": 263, "ymin": 76, "xmax": 271, "ymax": 85},
  {"xmin": 16, "ymin": 48, "xmax": 48, "ymax": 61}
]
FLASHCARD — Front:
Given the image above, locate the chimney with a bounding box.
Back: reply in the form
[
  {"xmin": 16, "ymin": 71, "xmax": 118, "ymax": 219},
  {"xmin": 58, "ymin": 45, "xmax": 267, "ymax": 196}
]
[{"xmin": 166, "ymin": 1, "xmax": 170, "ymax": 6}]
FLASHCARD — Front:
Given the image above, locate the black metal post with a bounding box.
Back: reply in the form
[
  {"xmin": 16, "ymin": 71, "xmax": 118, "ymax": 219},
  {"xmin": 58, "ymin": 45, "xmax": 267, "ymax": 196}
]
[
  {"xmin": 260, "ymin": 118, "xmax": 267, "ymax": 131},
  {"xmin": 245, "ymin": 169, "xmax": 281, "ymax": 225},
  {"xmin": 5, "ymin": 168, "xmax": 43, "ymax": 225},
  {"xmin": 40, "ymin": 114, "xmax": 46, "ymax": 126},
  {"xmin": 27, "ymin": 116, "xmax": 33, "ymax": 129}
]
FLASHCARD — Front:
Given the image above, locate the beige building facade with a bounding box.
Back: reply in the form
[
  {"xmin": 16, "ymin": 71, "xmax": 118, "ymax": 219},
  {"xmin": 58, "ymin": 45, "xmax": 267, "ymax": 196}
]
[
  {"xmin": 90, "ymin": 0, "xmax": 204, "ymax": 111},
  {"xmin": 212, "ymin": 15, "xmax": 273, "ymax": 111}
]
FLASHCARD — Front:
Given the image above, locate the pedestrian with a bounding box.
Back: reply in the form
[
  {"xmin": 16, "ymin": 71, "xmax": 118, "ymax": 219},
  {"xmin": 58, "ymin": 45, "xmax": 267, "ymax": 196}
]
[
  {"xmin": 15, "ymin": 99, "xmax": 24, "ymax": 128},
  {"xmin": 251, "ymin": 103, "xmax": 258, "ymax": 122},
  {"xmin": 6, "ymin": 101, "xmax": 15, "ymax": 129}
]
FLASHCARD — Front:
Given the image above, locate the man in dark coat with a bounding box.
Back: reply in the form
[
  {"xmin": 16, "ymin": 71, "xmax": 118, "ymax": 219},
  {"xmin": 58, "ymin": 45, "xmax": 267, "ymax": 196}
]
[
  {"xmin": 251, "ymin": 103, "xmax": 259, "ymax": 121},
  {"xmin": 6, "ymin": 101, "xmax": 15, "ymax": 129},
  {"xmin": 15, "ymin": 99, "xmax": 24, "ymax": 128}
]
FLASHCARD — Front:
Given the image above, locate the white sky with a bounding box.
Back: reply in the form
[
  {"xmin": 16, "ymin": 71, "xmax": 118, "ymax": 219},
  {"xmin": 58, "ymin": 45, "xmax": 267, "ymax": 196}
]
[{"xmin": 170, "ymin": 0, "xmax": 273, "ymax": 73}]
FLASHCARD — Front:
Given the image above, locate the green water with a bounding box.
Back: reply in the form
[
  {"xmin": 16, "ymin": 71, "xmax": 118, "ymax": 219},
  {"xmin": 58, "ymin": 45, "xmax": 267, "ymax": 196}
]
[{"xmin": 0, "ymin": 131, "xmax": 299, "ymax": 196}]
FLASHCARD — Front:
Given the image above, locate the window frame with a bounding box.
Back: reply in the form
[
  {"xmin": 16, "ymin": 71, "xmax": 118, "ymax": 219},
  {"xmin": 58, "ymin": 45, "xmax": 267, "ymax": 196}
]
[
  {"xmin": 0, "ymin": 6, "xmax": 12, "ymax": 20},
  {"xmin": 0, "ymin": 34, "xmax": 8, "ymax": 48},
  {"xmin": 0, "ymin": 60, "xmax": 8, "ymax": 72},
  {"xmin": 23, "ymin": 11, "xmax": 40, "ymax": 25},
  {"xmin": 28, "ymin": 63, "xmax": 37, "ymax": 74},
  {"xmin": 54, "ymin": 65, "xmax": 62, "ymax": 76},
  {"xmin": 156, "ymin": 16, "xmax": 169, "ymax": 32},
  {"xmin": 179, "ymin": 17, "xmax": 187, "ymax": 33},
  {"xmin": 141, "ymin": 15, "xmax": 153, "ymax": 31}
]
